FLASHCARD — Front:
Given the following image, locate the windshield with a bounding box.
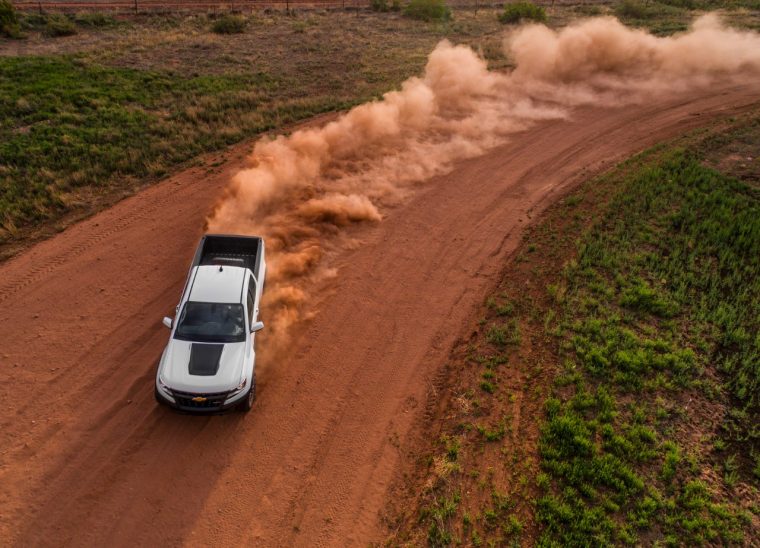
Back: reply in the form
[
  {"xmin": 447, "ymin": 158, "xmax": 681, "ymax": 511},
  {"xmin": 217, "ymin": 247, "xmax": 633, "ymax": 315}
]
[{"xmin": 174, "ymin": 301, "xmax": 246, "ymax": 343}]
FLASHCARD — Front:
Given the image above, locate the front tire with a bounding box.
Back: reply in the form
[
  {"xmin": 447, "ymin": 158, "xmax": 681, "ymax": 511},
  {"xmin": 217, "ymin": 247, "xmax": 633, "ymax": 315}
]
[{"xmin": 238, "ymin": 375, "xmax": 256, "ymax": 412}]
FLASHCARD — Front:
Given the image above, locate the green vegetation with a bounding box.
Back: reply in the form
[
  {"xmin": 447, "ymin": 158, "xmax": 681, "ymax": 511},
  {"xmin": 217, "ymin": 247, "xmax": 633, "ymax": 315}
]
[
  {"xmin": 498, "ymin": 1, "xmax": 547, "ymax": 25},
  {"xmin": 0, "ymin": 0, "xmax": 21, "ymax": 38},
  {"xmin": 17, "ymin": 11, "xmax": 120, "ymax": 35},
  {"xmin": 404, "ymin": 0, "xmax": 452, "ymax": 22},
  {"xmin": 610, "ymin": 0, "xmax": 760, "ymax": 35},
  {"xmin": 389, "ymin": 114, "xmax": 760, "ymax": 545},
  {"xmin": 72, "ymin": 12, "xmax": 120, "ymax": 28},
  {"xmin": 0, "ymin": 56, "xmax": 344, "ymax": 239},
  {"xmin": 210, "ymin": 14, "xmax": 247, "ymax": 34},
  {"xmin": 537, "ymin": 148, "xmax": 758, "ymax": 544},
  {"xmin": 422, "ymin": 492, "xmax": 460, "ymax": 545},
  {"xmin": 370, "ymin": 0, "xmax": 401, "ymax": 12},
  {"xmin": 45, "ymin": 14, "xmax": 77, "ymax": 37},
  {"xmin": 1, "ymin": 10, "xmax": 510, "ymax": 257},
  {"xmin": 615, "ymin": 0, "xmax": 683, "ymax": 20},
  {"xmin": 4, "ymin": 5, "xmax": 760, "ymax": 258}
]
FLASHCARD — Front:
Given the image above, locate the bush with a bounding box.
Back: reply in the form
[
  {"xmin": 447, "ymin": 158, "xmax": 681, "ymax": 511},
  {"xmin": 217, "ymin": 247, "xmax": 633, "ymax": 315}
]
[
  {"xmin": 404, "ymin": 0, "xmax": 451, "ymax": 21},
  {"xmin": 74, "ymin": 12, "xmax": 119, "ymax": 27},
  {"xmin": 211, "ymin": 14, "xmax": 247, "ymax": 34},
  {"xmin": 499, "ymin": 1, "xmax": 546, "ymax": 24},
  {"xmin": 615, "ymin": 0, "xmax": 656, "ymax": 18},
  {"xmin": 657, "ymin": 0, "xmax": 699, "ymax": 8},
  {"xmin": 0, "ymin": 0, "xmax": 22, "ymax": 38},
  {"xmin": 371, "ymin": 0, "xmax": 389, "ymax": 11},
  {"xmin": 45, "ymin": 14, "xmax": 77, "ymax": 37},
  {"xmin": 615, "ymin": 0, "xmax": 685, "ymax": 20}
]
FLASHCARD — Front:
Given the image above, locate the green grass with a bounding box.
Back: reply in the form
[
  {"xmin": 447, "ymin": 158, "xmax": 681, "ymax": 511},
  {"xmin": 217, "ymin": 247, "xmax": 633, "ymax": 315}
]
[
  {"xmin": 72, "ymin": 12, "xmax": 120, "ymax": 28},
  {"xmin": 421, "ymin": 492, "xmax": 460, "ymax": 546},
  {"xmin": 498, "ymin": 2, "xmax": 547, "ymax": 25},
  {"xmin": 0, "ymin": 0, "xmax": 21, "ymax": 38},
  {"xmin": 0, "ymin": 9, "xmax": 513, "ymax": 257},
  {"xmin": 0, "ymin": 45, "xmax": 415, "ymax": 243},
  {"xmin": 4, "ymin": 6, "xmax": 760, "ymax": 257},
  {"xmin": 536, "ymin": 148, "xmax": 758, "ymax": 545},
  {"xmin": 388, "ymin": 114, "xmax": 760, "ymax": 546},
  {"xmin": 404, "ymin": 0, "xmax": 452, "ymax": 22},
  {"xmin": 370, "ymin": 0, "xmax": 401, "ymax": 12},
  {"xmin": 45, "ymin": 14, "xmax": 77, "ymax": 37},
  {"xmin": 0, "ymin": 55, "xmax": 351, "ymax": 240},
  {"xmin": 210, "ymin": 14, "xmax": 247, "ymax": 35}
]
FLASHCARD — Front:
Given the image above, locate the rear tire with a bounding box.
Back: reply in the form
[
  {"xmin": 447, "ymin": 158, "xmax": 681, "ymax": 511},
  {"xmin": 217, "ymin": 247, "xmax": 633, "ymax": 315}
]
[{"xmin": 238, "ymin": 375, "xmax": 256, "ymax": 412}]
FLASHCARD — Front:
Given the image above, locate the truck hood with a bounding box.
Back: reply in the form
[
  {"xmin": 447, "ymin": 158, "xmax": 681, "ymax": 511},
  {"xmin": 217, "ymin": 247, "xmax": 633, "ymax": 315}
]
[{"xmin": 159, "ymin": 339, "xmax": 246, "ymax": 393}]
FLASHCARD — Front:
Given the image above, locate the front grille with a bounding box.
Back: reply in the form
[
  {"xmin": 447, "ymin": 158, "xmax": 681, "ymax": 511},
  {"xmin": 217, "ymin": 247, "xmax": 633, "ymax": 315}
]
[{"xmin": 170, "ymin": 388, "xmax": 230, "ymax": 409}]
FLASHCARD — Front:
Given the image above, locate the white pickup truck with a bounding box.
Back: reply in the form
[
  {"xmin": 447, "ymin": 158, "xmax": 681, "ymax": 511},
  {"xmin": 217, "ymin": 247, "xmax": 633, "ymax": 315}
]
[{"xmin": 155, "ymin": 234, "xmax": 266, "ymax": 413}]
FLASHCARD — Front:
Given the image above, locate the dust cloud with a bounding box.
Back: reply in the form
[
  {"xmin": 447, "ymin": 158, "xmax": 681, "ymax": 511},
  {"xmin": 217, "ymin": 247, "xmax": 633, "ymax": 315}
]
[{"xmin": 206, "ymin": 14, "xmax": 760, "ymax": 360}]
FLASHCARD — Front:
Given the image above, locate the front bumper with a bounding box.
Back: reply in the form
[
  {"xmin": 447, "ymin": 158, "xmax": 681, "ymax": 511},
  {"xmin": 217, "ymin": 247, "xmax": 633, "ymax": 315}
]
[{"xmin": 155, "ymin": 384, "xmax": 246, "ymax": 414}]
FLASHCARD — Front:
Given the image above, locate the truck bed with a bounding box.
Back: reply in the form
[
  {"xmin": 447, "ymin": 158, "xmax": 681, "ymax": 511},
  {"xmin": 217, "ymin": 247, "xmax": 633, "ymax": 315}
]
[{"xmin": 191, "ymin": 234, "xmax": 264, "ymax": 280}]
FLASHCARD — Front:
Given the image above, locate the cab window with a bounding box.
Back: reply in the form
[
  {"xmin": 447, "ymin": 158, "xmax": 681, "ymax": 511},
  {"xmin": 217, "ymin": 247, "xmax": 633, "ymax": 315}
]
[{"xmin": 247, "ymin": 275, "xmax": 256, "ymax": 324}]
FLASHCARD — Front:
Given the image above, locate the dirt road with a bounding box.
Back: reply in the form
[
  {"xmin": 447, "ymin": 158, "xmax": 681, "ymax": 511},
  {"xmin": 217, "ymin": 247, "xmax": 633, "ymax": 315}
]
[{"xmin": 0, "ymin": 83, "xmax": 757, "ymax": 547}]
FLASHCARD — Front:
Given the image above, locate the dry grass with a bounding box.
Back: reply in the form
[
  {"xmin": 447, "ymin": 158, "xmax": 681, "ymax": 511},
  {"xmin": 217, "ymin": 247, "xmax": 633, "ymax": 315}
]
[
  {"xmin": 0, "ymin": 9, "xmax": 506, "ymax": 259},
  {"xmin": 2, "ymin": 3, "xmax": 760, "ymax": 259}
]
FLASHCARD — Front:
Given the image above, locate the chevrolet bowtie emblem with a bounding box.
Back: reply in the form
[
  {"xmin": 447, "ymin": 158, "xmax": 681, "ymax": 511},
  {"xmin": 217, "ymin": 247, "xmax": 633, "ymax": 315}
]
[{"xmin": 192, "ymin": 396, "xmax": 208, "ymax": 403}]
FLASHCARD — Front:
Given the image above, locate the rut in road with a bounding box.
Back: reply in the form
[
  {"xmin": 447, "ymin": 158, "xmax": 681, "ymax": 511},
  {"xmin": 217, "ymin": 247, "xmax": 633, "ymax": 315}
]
[{"xmin": 207, "ymin": 14, "xmax": 760, "ymax": 363}]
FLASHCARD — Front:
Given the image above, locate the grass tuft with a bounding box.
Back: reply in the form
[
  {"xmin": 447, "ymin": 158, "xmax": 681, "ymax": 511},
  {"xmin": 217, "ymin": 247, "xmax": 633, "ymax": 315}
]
[
  {"xmin": 0, "ymin": 0, "xmax": 21, "ymax": 38},
  {"xmin": 211, "ymin": 14, "xmax": 247, "ymax": 34},
  {"xmin": 404, "ymin": 0, "xmax": 451, "ymax": 22},
  {"xmin": 45, "ymin": 14, "xmax": 77, "ymax": 37},
  {"xmin": 498, "ymin": 1, "xmax": 546, "ymax": 25}
]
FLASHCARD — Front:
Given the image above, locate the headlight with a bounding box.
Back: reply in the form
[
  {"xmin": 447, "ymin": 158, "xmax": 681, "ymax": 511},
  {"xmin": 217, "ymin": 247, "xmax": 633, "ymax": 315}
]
[
  {"xmin": 229, "ymin": 377, "xmax": 247, "ymax": 395},
  {"xmin": 158, "ymin": 375, "xmax": 171, "ymax": 392}
]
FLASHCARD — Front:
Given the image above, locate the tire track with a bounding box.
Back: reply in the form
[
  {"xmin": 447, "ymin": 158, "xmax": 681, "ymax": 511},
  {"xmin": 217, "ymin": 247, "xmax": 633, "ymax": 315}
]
[{"xmin": 1, "ymin": 84, "xmax": 758, "ymax": 547}]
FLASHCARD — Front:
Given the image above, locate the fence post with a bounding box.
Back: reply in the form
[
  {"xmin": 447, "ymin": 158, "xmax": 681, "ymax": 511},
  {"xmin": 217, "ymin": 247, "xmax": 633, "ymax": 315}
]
[{"xmin": 134, "ymin": 0, "xmax": 138, "ymax": 14}]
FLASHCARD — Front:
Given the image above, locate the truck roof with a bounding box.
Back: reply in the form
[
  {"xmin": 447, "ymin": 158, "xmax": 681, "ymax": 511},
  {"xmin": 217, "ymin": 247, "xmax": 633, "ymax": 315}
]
[{"xmin": 187, "ymin": 265, "xmax": 247, "ymax": 304}]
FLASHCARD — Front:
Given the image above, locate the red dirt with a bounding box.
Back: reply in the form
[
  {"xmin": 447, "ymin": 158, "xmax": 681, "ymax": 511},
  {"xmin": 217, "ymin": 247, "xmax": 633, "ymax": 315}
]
[{"xmin": 0, "ymin": 83, "xmax": 757, "ymax": 547}]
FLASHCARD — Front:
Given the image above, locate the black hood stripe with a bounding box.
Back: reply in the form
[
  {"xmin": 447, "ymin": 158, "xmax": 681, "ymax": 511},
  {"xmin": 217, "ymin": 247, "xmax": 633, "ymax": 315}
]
[{"xmin": 189, "ymin": 344, "xmax": 224, "ymax": 376}]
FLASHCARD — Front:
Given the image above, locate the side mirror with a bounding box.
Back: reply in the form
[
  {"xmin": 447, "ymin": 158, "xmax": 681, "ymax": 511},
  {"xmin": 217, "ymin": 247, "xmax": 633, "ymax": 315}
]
[
  {"xmin": 250, "ymin": 321, "xmax": 264, "ymax": 333},
  {"xmin": 162, "ymin": 317, "xmax": 173, "ymax": 329}
]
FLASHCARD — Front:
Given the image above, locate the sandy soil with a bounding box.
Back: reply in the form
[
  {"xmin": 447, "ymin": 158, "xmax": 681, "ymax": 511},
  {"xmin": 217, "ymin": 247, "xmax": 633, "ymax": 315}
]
[{"xmin": 0, "ymin": 83, "xmax": 757, "ymax": 547}]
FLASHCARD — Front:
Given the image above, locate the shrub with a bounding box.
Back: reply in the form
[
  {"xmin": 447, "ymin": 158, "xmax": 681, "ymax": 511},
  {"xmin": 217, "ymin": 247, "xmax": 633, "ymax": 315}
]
[
  {"xmin": 404, "ymin": 0, "xmax": 451, "ymax": 21},
  {"xmin": 372, "ymin": 0, "xmax": 401, "ymax": 10},
  {"xmin": 658, "ymin": 0, "xmax": 699, "ymax": 8},
  {"xmin": 0, "ymin": 0, "xmax": 21, "ymax": 38},
  {"xmin": 211, "ymin": 14, "xmax": 247, "ymax": 34},
  {"xmin": 486, "ymin": 325, "xmax": 508, "ymax": 346},
  {"xmin": 498, "ymin": 1, "xmax": 546, "ymax": 24},
  {"xmin": 615, "ymin": 0, "xmax": 652, "ymax": 19},
  {"xmin": 45, "ymin": 14, "xmax": 77, "ymax": 37},
  {"xmin": 74, "ymin": 12, "xmax": 119, "ymax": 27}
]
